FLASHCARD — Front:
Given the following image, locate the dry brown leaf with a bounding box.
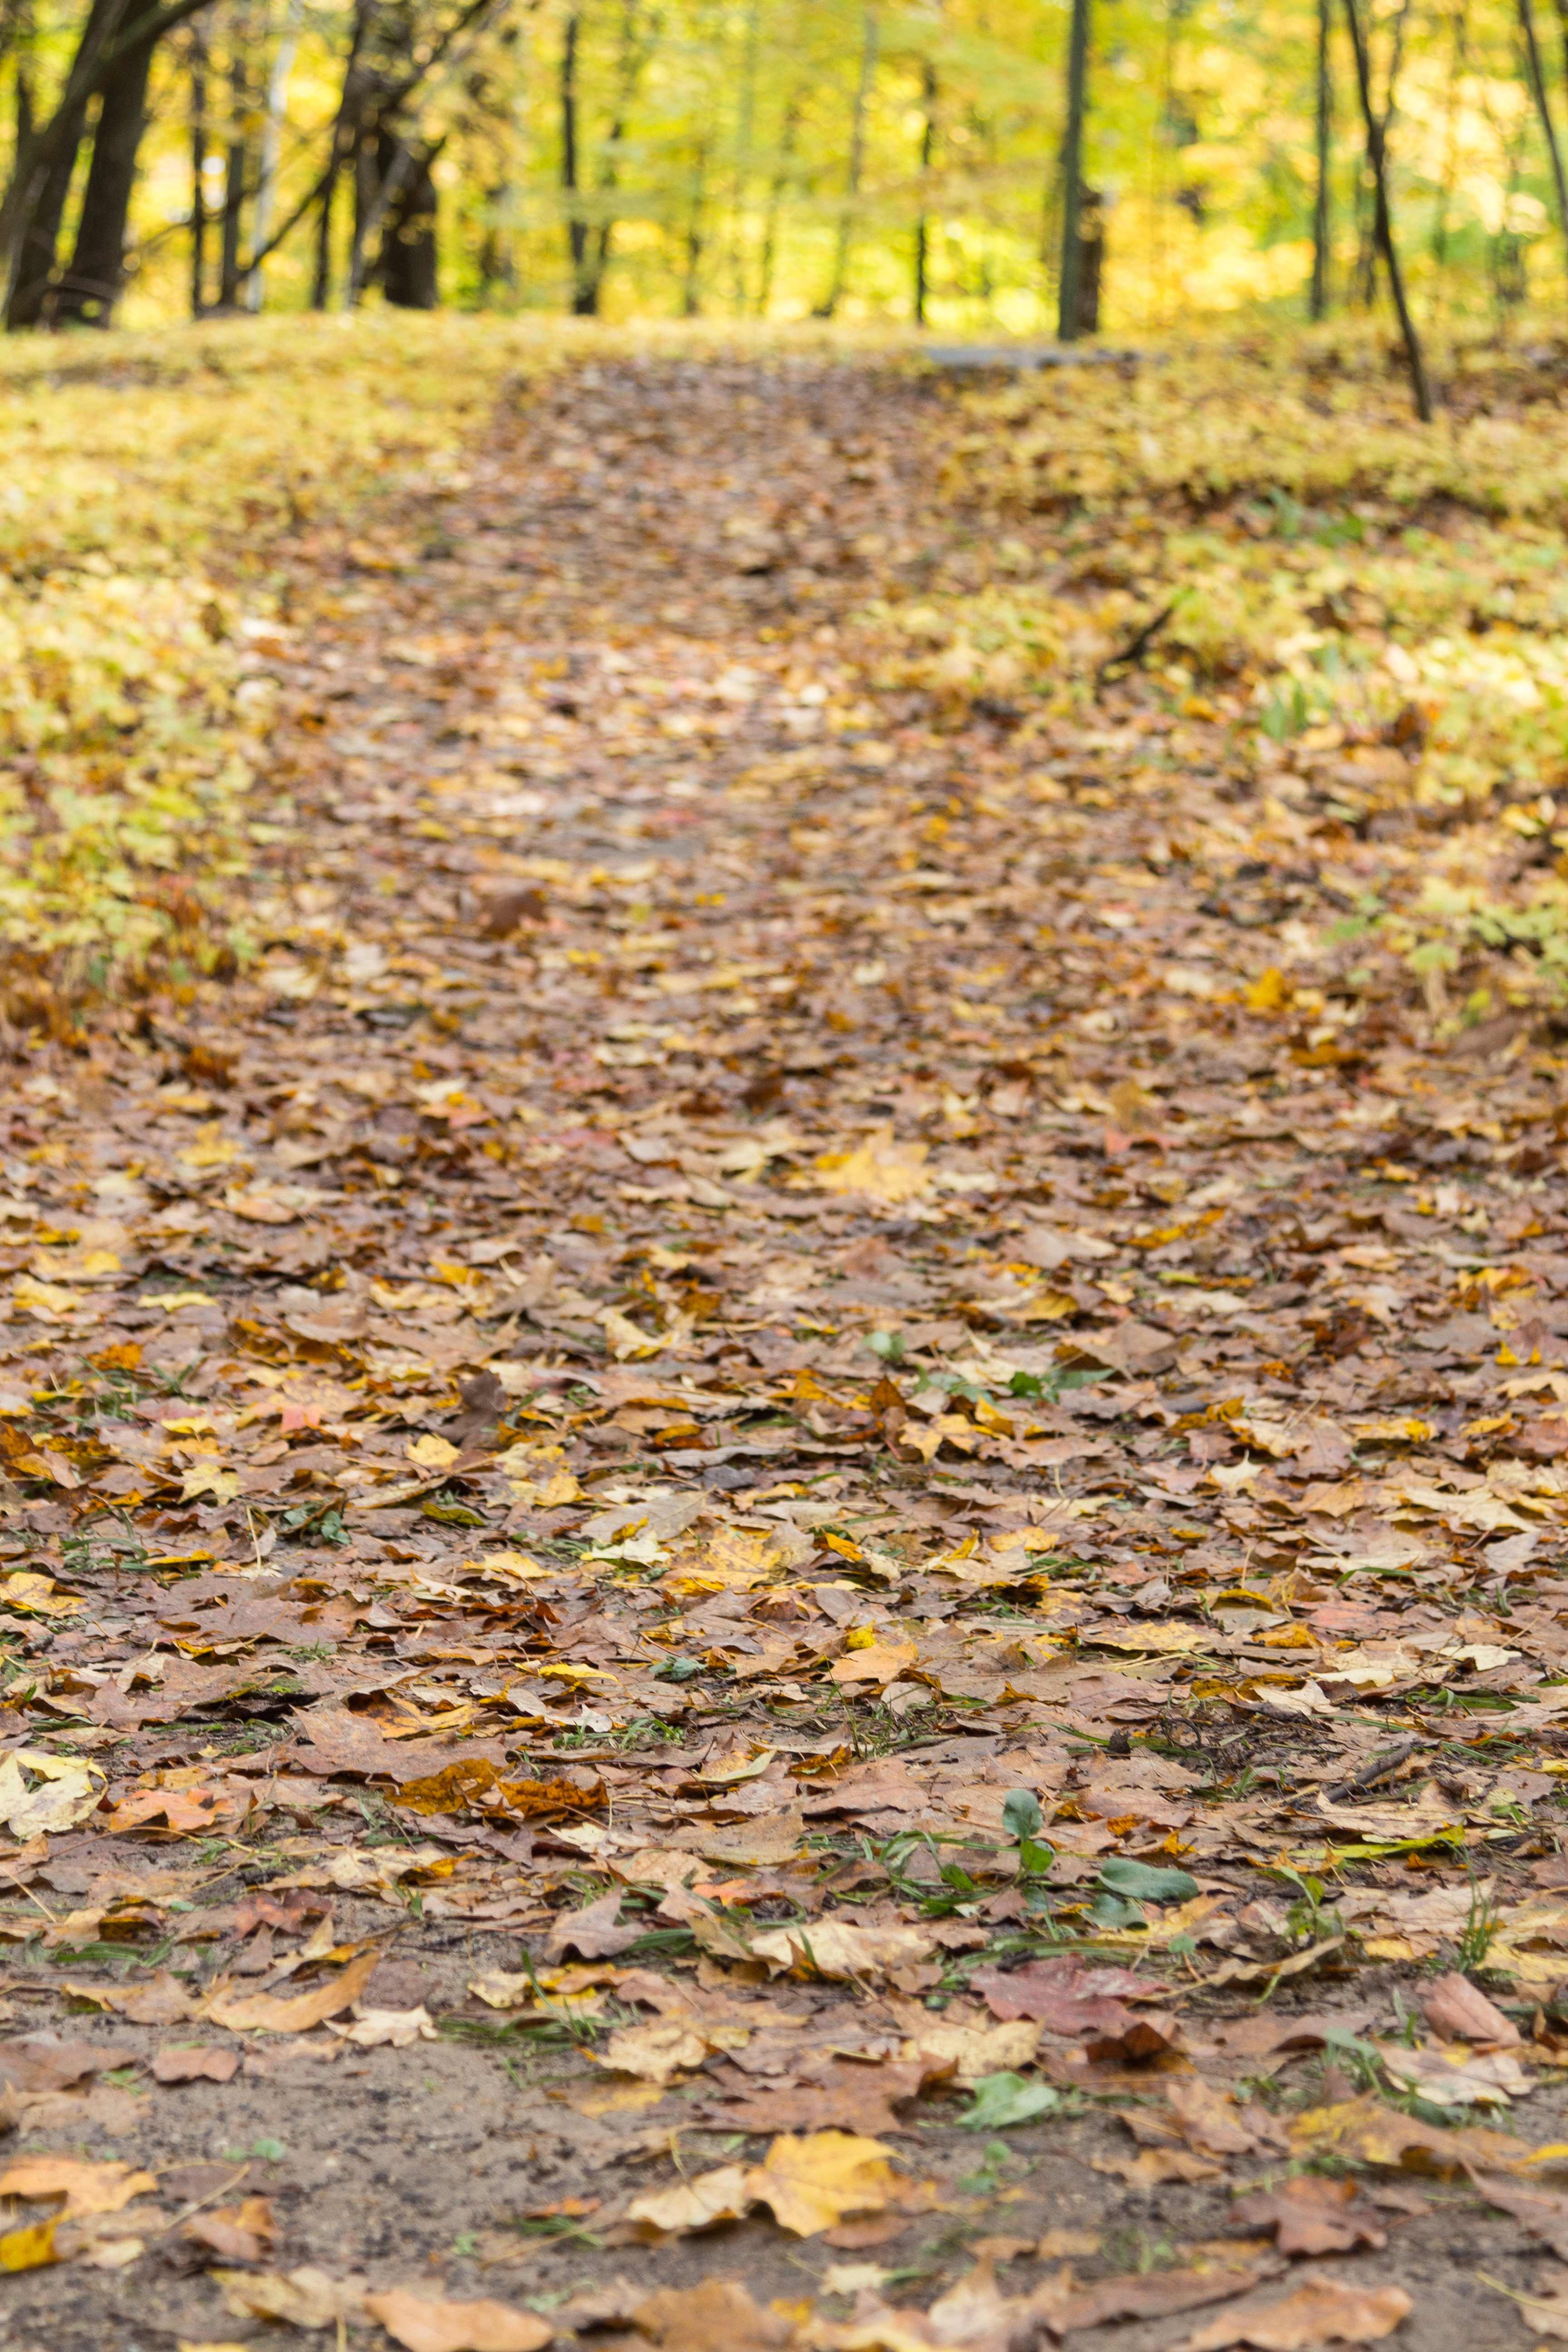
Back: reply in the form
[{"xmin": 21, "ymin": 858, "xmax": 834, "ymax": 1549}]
[
  {"xmin": 204, "ymin": 1947, "xmax": 380, "ymax": 2035},
  {"xmin": 211, "ymin": 2265, "xmax": 368, "ymax": 2329},
  {"xmin": 361, "ymin": 2288, "xmax": 554, "ymax": 2351},
  {"xmin": 153, "ymin": 2046, "xmax": 240, "ymax": 2084},
  {"xmin": 1177, "ymin": 2278, "xmax": 1413, "ymax": 2349},
  {"xmin": 1228, "ymin": 2176, "xmax": 1387, "ymax": 2255},
  {"xmin": 1418, "ymin": 1972, "xmax": 1521, "ymax": 2047},
  {"xmin": 632, "ymin": 2279, "xmax": 799, "ymax": 2349}
]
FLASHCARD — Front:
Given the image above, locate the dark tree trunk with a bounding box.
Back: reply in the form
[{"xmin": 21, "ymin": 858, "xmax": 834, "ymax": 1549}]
[
  {"xmin": 1341, "ymin": 0, "xmax": 1432, "ymax": 418},
  {"xmin": 219, "ymin": 13, "xmax": 249, "ymax": 307},
  {"xmin": 1056, "ymin": 0, "xmax": 1090, "ymax": 337},
  {"xmin": 1517, "ymin": 0, "xmax": 1568, "ymax": 278},
  {"xmin": 54, "ymin": 18, "xmax": 157, "ymax": 324},
  {"xmin": 914, "ymin": 58, "xmax": 936, "ymax": 325},
  {"xmin": 379, "ymin": 127, "xmax": 436, "ymax": 305},
  {"xmin": 189, "ymin": 17, "xmax": 208, "ymax": 314},
  {"xmin": 1076, "ymin": 186, "xmax": 1103, "ymax": 330},
  {"xmin": 1311, "ymin": 0, "xmax": 1330, "ymax": 318},
  {"xmin": 5, "ymin": 0, "xmax": 119, "ymax": 328},
  {"xmin": 561, "ymin": 11, "xmax": 594, "ymax": 314}
]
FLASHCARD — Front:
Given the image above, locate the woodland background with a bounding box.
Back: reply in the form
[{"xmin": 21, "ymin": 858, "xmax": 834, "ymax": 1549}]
[{"xmin": 4, "ymin": 0, "xmax": 1568, "ymax": 335}]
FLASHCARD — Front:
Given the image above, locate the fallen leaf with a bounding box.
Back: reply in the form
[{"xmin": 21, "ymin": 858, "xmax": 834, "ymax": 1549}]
[
  {"xmin": 631, "ymin": 2278, "xmax": 798, "ymax": 2349},
  {"xmin": 213, "ymin": 2266, "xmax": 369, "ymax": 2329},
  {"xmin": 0, "ymin": 2158, "xmax": 156, "ymax": 2218},
  {"xmin": 361, "ymin": 2288, "xmax": 554, "ymax": 2352},
  {"xmin": 750, "ymin": 1921, "xmax": 936, "ymax": 1980},
  {"xmin": 1228, "ymin": 2176, "xmax": 1387, "ymax": 2255},
  {"xmin": 747, "ymin": 2131, "xmax": 896, "ymax": 2236},
  {"xmin": 1177, "ymin": 2278, "xmax": 1413, "ymax": 2348},
  {"xmin": 0, "ymin": 1750, "xmax": 104, "ymax": 1838},
  {"xmin": 1418, "ymin": 1973, "xmax": 1521, "ymax": 2047},
  {"xmin": 204, "ymin": 1947, "xmax": 380, "ymax": 2034},
  {"xmin": 899, "ymin": 2020, "xmax": 1039, "ymax": 2084},
  {"xmin": 153, "ymin": 2046, "xmax": 240, "ymax": 2084}
]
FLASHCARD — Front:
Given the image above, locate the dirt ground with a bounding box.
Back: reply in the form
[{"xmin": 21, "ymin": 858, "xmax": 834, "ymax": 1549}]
[{"xmin": 3, "ymin": 347, "xmax": 1568, "ymax": 2351}]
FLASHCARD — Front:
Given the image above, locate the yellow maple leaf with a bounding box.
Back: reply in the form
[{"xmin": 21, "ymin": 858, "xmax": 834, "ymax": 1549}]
[
  {"xmin": 814, "ymin": 1128, "xmax": 929, "ymax": 1204},
  {"xmin": 406, "ymin": 1434, "xmax": 460, "ymax": 1470},
  {"xmin": 12, "ymin": 1274, "xmax": 84, "ymax": 1319},
  {"xmin": 747, "ymin": 2132, "xmax": 896, "ymax": 2237}
]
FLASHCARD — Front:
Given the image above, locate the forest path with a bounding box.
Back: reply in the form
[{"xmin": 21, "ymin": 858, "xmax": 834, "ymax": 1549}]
[{"xmin": 0, "ymin": 352, "xmax": 1558, "ymax": 2350}]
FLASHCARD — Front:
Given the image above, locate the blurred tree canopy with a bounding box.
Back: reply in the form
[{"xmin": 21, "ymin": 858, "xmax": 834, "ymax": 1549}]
[{"xmin": 1, "ymin": 0, "xmax": 1566, "ymax": 334}]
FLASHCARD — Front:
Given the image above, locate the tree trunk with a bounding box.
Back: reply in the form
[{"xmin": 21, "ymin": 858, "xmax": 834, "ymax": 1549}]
[
  {"xmin": 5, "ymin": 0, "xmax": 120, "ymax": 328},
  {"xmin": 54, "ymin": 13, "xmax": 158, "ymax": 324},
  {"xmin": 380, "ymin": 129, "xmax": 436, "ymax": 306},
  {"xmin": 1341, "ymin": 0, "xmax": 1432, "ymax": 418},
  {"xmin": 914, "ymin": 57, "xmax": 936, "ymax": 325},
  {"xmin": 1517, "ymin": 0, "xmax": 1568, "ymax": 279},
  {"xmin": 1057, "ymin": 0, "xmax": 1090, "ymax": 338},
  {"xmin": 312, "ymin": 0, "xmax": 367, "ymax": 309},
  {"xmin": 189, "ymin": 16, "xmax": 207, "ymax": 312},
  {"xmin": 817, "ymin": 5, "xmax": 876, "ymax": 317},
  {"xmin": 219, "ymin": 6, "xmax": 250, "ymax": 308},
  {"xmin": 1310, "ymin": 0, "xmax": 1330, "ymax": 318},
  {"xmin": 561, "ymin": 10, "xmax": 594, "ymax": 314},
  {"xmin": 681, "ymin": 138, "xmax": 706, "ymax": 314}
]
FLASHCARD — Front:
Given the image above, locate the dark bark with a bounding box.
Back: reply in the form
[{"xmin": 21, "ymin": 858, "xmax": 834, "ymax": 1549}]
[
  {"xmin": 313, "ymin": 0, "xmax": 369, "ymax": 309},
  {"xmin": 189, "ymin": 16, "xmax": 207, "ymax": 313},
  {"xmin": 914, "ymin": 58, "xmax": 936, "ymax": 326},
  {"xmin": 218, "ymin": 10, "xmax": 249, "ymax": 306},
  {"xmin": 1057, "ymin": 0, "xmax": 1090, "ymax": 338},
  {"xmin": 561, "ymin": 10, "xmax": 594, "ymax": 313},
  {"xmin": 1340, "ymin": 0, "xmax": 1433, "ymax": 418},
  {"xmin": 378, "ymin": 127, "xmax": 436, "ymax": 305},
  {"xmin": 1076, "ymin": 185, "xmax": 1103, "ymax": 331},
  {"xmin": 1517, "ymin": 0, "xmax": 1568, "ymax": 276},
  {"xmin": 1310, "ymin": 0, "xmax": 1330, "ymax": 318},
  {"xmin": 5, "ymin": 0, "xmax": 119, "ymax": 328},
  {"xmin": 1, "ymin": 0, "xmax": 225, "ymax": 309},
  {"xmin": 53, "ymin": 11, "xmax": 157, "ymax": 324}
]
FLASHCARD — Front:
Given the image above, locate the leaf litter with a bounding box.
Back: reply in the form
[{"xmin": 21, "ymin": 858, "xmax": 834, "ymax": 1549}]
[{"xmin": 15, "ymin": 326, "xmax": 1568, "ymax": 2343}]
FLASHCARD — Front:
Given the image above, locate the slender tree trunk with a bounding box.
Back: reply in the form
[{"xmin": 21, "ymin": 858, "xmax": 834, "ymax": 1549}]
[
  {"xmin": 561, "ymin": 9, "xmax": 594, "ymax": 313},
  {"xmin": 914, "ymin": 57, "xmax": 936, "ymax": 325},
  {"xmin": 312, "ymin": 0, "xmax": 366, "ymax": 309},
  {"xmin": 247, "ymin": 0, "xmax": 301, "ymax": 309},
  {"xmin": 54, "ymin": 13, "xmax": 158, "ymax": 324},
  {"xmin": 681, "ymin": 137, "xmax": 705, "ymax": 313},
  {"xmin": 757, "ymin": 83, "xmax": 799, "ymax": 315},
  {"xmin": 189, "ymin": 15, "xmax": 207, "ymax": 311},
  {"xmin": 219, "ymin": 5, "xmax": 250, "ymax": 306},
  {"xmin": 817, "ymin": 5, "xmax": 876, "ymax": 317},
  {"xmin": 1518, "ymin": 0, "xmax": 1568, "ymax": 279},
  {"xmin": 1057, "ymin": 0, "xmax": 1090, "ymax": 338},
  {"xmin": 1310, "ymin": 0, "xmax": 1330, "ymax": 317},
  {"xmin": 1341, "ymin": 0, "xmax": 1433, "ymax": 418}
]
